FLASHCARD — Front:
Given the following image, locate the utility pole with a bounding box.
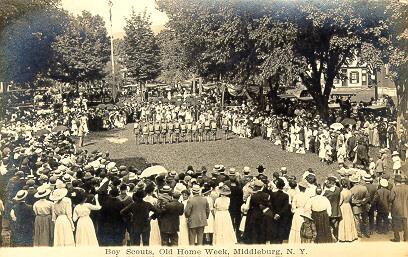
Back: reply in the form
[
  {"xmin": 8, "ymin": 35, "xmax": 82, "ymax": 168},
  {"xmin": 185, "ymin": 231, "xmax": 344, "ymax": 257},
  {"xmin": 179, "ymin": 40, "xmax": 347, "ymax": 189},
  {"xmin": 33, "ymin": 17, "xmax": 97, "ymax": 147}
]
[{"xmin": 109, "ymin": 0, "xmax": 116, "ymax": 102}]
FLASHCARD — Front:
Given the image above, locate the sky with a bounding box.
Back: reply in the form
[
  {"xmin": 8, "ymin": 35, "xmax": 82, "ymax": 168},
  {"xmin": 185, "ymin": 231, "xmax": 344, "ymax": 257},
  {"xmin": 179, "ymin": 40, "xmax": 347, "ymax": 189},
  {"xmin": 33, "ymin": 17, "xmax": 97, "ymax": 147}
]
[{"xmin": 60, "ymin": 0, "xmax": 169, "ymax": 35}]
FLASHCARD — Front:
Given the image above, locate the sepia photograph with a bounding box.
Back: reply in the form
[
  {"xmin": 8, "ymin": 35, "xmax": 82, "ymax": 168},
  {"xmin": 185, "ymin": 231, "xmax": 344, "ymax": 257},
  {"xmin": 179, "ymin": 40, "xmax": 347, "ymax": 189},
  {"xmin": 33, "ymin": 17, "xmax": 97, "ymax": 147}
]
[{"xmin": 0, "ymin": 0, "xmax": 407, "ymax": 256}]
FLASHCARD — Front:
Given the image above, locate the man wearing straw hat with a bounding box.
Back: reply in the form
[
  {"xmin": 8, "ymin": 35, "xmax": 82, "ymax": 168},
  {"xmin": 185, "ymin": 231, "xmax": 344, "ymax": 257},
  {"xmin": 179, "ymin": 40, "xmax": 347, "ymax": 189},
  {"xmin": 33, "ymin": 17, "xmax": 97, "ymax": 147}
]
[
  {"xmin": 184, "ymin": 184, "xmax": 209, "ymax": 245},
  {"xmin": 10, "ymin": 190, "xmax": 35, "ymax": 247}
]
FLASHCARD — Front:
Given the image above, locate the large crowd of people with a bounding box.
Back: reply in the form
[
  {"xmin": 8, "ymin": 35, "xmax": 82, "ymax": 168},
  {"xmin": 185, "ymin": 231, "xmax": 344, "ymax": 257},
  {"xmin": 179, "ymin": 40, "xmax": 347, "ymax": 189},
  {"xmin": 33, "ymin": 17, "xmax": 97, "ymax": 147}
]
[{"xmin": 0, "ymin": 91, "xmax": 407, "ymax": 248}]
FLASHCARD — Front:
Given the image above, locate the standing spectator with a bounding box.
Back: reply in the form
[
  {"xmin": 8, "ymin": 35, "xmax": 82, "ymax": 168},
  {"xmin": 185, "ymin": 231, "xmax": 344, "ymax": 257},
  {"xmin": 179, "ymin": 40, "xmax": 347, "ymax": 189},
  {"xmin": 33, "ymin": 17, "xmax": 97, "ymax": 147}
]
[
  {"xmin": 184, "ymin": 184, "xmax": 210, "ymax": 245},
  {"xmin": 10, "ymin": 190, "xmax": 35, "ymax": 247},
  {"xmin": 50, "ymin": 188, "xmax": 75, "ymax": 247},
  {"xmin": 338, "ymin": 178, "xmax": 358, "ymax": 242},
  {"xmin": 225, "ymin": 169, "xmax": 243, "ymax": 241},
  {"xmin": 323, "ymin": 177, "xmax": 341, "ymax": 241},
  {"xmin": 363, "ymin": 174, "xmax": 377, "ymax": 235},
  {"xmin": 0, "ymin": 199, "xmax": 4, "ymax": 246},
  {"xmin": 159, "ymin": 191, "xmax": 184, "ymax": 246},
  {"xmin": 73, "ymin": 192, "xmax": 101, "ymax": 246},
  {"xmin": 389, "ymin": 175, "xmax": 408, "ymax": 242},
  {"xmin": 120, "ymin": 189, "xmax": 159, "ymax": 246},
  {"xmin": 300, "ymin": 212, "xmax": 317, "ymax": 243},
  {"xmin": 373, "ymin": 179, "xmax": 392, "ymax": 234},
  {"xmin": 213, "ymin": 185, "xmax": 237, "ymax": 245},
  {"xmin": 350, "ymin": 175, "xmax": 369, "ymax": 238},
  {"xmin": 269, "ymin": 178, "xmax": 291, "ymax": 244},
  {"xmin": 288, "ymin": 181, "xmax": 310, "ymax": 244},
  {"xmin": 305, "ymin": 187, "xmax": 332, "ymax": 243},
  {"xmin": 33, "ymin": 186, "xmax": 53, "ymax": 246}
]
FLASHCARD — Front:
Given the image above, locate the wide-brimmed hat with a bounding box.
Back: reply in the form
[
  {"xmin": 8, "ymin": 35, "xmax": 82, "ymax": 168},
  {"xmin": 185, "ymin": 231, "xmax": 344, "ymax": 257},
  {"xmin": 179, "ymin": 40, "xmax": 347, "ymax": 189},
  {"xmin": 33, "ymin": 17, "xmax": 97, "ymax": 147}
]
[
  {"xmin": 191, "ymin": 184, "xmax": 202, "ymax": 195},
  {"xmin": 257, "ymin": 165, "xmax": 266, "ymax": 173},
  {"xmin": 62, "ymin": 174, "xmax": 72, "ymax": 183},
  {"xmin": 213, "ymin": 165, "xmax": 221, "ymax": 172},
  {"xmin": 49, "ymin": 188, "xmax": 68, "ymax": 201},
  {"xmin": 53, "ymin": 169, "xmax": 63, "ymax": 177},
  {"xmin": 243, "ymin": 166, "xmax": 251, "ymax": 174},
  {"xmin": 14, "ymin": 190, "xmax": 28, "ymax": 201},
  {"xmin": 34, "ymin": 186, "xmax": 51, "ymax": 198},
  {"xmin": 168, "ymin": 170, "xmax": 177, "ymax": 177}
]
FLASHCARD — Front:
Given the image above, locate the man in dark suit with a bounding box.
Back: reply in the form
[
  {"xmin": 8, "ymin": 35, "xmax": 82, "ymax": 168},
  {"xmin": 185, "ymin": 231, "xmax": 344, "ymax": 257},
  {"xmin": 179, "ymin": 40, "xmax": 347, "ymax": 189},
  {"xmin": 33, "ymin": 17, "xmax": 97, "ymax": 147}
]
[
  {"xmin": 323, "ymin": 176, "xmax": 341, "ymax": 241},
  {"xmin": 363, "ymin": 174, "xmax": 377, "ymax": 235},
  {"xmin": 120, "ymin": 189, "xmax": 160, "ymax": 246},
  {"xmin": 269, "ymin": 178, "xmax": 290, "ymax": 243},
  {"xmin": 390, "ymin": 175, "xmax": 408, "ymax": 242},
  {"xmin": 184, "ymin": 185, "xmax": 209, "ymax": 245},
  {"xmin": 259, "ymin": 198, "xmax": 274, "ymax": 244},
  {"xmin": 225, "ymin": 169, "xmax": 243, "ymax": 241},
  {"xmin": 98, "ymin": 188, "xmax": 127, "ymax": 246},
  {"xmin": 242, "ymin": 179, "xmax": 270, "ymax": 244},
  {"xmin": 159, "ymin": 191, "xmax": 184, "ymax": 246}
]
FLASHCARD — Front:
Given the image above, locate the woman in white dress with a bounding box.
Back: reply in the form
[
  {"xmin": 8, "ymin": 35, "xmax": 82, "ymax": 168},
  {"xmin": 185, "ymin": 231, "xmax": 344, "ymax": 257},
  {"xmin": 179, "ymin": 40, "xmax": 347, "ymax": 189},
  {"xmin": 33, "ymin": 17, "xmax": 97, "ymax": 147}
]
[
  {"xmin": 288, "ymin": 182, "xmax": 310, "ymax": 244},
  {"xmin": 73, "ymin": 192, "xmax": 101, "ymax": 246},
  {"xmin": 213, "ymin": 185, "xmax": 237, "ymax": 245},
  {"xmin": 203, "ymin": 188, "xmax": 215, "ymax": 245},
  {"xmin": 50, "ymin": 188, "xmax": 75, "ymax": 247}
]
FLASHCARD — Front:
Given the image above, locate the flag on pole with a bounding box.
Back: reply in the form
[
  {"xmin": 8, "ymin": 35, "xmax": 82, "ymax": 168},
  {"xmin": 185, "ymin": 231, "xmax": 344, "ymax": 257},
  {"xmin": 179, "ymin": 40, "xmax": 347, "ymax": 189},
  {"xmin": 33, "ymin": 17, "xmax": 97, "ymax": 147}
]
[{"xmin": 109, "ymin": 0, "xmax": 113, "ymax": 23}]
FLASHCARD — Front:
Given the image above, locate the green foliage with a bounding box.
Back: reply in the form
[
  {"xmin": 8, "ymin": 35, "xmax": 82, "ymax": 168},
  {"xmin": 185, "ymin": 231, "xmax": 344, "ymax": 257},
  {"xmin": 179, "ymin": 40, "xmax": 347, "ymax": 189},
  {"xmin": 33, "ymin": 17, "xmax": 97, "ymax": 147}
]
[
  {"xmin": 49, "ymin": 10, "xmax": 110, "ymax": 86},
  {"xmin": 123, "ymin": 9, "xmax": 160, "ymax": 84}
]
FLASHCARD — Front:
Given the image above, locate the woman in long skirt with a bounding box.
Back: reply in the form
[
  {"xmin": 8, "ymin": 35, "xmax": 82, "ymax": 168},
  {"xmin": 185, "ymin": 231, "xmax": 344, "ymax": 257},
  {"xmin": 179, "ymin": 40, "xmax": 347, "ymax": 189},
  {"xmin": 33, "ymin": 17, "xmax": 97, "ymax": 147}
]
[
  {"xmin": 33, "ymin": 187, "xmax": 54, "ymax": 246},
  {"xmin": 50, "ymin": 188, "xmax": 75, "ymax": 247},
  {"xmin": 73, "ymin": 192, "xmax": 101, "ymax": 246},
  {"xmin": 178, "ymin": 189, "xmax": 190, "ymax": 246},
  {"xmin": 213, "ymin": 185, "xmax": 237, "ymax": 245},
  {"xmin": 288, "ymin": 183, "xmax": 310, "ymax": 244},
  {"xmin": 203, "ymin": 189, "xmax": 215, "ymax": 245},
  {"xmin": 338, "ymin": 179, "xmax": 358, "ymax": 242}
]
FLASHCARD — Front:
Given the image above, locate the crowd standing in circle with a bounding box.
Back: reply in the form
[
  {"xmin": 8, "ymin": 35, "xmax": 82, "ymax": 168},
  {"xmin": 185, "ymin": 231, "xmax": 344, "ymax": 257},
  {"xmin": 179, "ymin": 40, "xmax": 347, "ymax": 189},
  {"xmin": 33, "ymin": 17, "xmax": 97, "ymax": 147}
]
[{"xmin": 0, "ymin": 93, "xmax": 407, "ymax": 247}]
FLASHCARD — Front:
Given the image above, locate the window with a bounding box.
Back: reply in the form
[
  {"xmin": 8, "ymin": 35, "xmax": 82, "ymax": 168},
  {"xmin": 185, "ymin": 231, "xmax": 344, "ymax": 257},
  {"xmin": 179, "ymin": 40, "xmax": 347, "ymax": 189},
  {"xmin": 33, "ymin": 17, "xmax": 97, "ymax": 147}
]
[
  {"xmin": 362, "ymin": 73, "xmax": 367, "ymax": 86},
  {"xmin": 350, "ymin": 71, "xmax": 359, "ymax": 84}
]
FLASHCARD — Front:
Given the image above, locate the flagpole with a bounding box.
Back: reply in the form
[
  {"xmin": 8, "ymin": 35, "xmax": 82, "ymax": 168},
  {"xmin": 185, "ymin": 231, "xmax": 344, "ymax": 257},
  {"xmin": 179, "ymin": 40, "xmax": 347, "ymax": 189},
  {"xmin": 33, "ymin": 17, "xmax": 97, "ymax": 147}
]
[{"xmin": 109, "ymin": 0, "xmax": 116, "ymax": 102}]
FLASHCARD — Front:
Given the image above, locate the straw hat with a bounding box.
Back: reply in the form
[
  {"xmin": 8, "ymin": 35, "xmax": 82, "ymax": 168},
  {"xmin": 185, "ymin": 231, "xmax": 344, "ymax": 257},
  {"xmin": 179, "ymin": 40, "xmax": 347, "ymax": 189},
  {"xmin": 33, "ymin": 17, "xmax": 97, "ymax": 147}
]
[
  {"xmin": 14, "ymin": 190, "xmax": 28, "ymax": 201},
  {"xmin": 191, "ymin": 184, "xmax": 202, "ymax": 195},
  {"xmin": 379, "ymin": 179, "xmax": 388, "ymax": 188},
  {"xmin": 34, "ymin": 186, "xmax": 51, "ymax": 198},
  {"xmin": 49, "ymin": 188, "xmax": 68, "ymax": 201}
]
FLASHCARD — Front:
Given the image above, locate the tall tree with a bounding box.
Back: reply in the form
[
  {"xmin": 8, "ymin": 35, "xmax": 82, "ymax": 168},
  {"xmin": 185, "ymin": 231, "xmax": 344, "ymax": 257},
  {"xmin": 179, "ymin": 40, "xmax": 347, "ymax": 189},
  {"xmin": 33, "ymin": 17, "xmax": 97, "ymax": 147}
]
[
  {"xmin": 156, "ymin": 29, "xmax": 190, "ymax": 87},
  {"xmin": 49, "ymin": 10, "xmax": 110, "ymax": 91},
  {"xmin": 123, "ymin": 9, "xmax": 160, "ymax": 84}
]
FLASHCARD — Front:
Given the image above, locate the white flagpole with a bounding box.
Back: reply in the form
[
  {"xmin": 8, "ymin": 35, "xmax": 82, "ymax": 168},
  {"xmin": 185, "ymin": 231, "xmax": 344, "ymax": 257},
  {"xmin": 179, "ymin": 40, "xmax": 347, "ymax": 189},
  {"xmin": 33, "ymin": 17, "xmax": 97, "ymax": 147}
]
[{"xmin": 109, "ymin": 0, "xmax": 116, "ymax": 102}]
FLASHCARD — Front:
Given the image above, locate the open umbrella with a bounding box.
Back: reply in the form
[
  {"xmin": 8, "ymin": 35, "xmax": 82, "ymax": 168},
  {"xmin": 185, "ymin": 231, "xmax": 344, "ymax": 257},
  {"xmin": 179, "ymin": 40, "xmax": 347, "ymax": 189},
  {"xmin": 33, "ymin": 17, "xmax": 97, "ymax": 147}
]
[
  {"xmin": 341, "ymin": 118, "xmax": 357, "ymax": 126},
  {"xmin": 140, "ymin": 165, "xmax": 167, "ymax": 178},
  {"xmin": 52, "ymin": 125, "xmax": 69, "ymax": 133},
  {"xmin": 35, "ymin": 129, "xmax": 50, "ymax": 137},
  {"xmin": 330, "ymin": 123, "xmax": 344, "ymax": 130}
]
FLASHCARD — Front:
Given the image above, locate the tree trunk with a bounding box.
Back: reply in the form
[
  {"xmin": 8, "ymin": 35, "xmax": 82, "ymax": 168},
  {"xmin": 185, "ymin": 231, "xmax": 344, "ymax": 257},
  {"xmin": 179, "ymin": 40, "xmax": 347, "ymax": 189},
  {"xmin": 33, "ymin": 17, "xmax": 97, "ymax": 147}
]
[
  {"xmin": 315, "ymin": 94, "xmax": 329, "ymax": 122},
  {"xmin": 266, "ymin": 77, "xmax": 279, "ymax": 113}
]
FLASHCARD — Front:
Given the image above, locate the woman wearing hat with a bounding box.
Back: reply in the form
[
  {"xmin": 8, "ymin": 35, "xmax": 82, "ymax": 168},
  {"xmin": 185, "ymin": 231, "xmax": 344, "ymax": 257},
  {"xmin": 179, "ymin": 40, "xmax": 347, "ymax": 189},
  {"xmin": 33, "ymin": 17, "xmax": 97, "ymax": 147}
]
[
  {"xmin": 338, "ymin": 178, "xmax": 358, "ymax": 242},
  {"xmin": 288, "ymin": 181, "xmax": 310, "ymax": 244},
  {"xmin": 213, "ymin": 185, "xmax": 237, "ymax": 245},
  {"xmin": 73, "ymin": 191, "xmax": 101, "ymax": 246},
  {"xmin": 33, "ymin": 186, "xmax": 53, "ymax": 246},
  {"xmin": 50, "ymin": 188, "xmax": 75, "ymax": 246},
  {"xmin": 10, "ymin": 190, "xmax": 35, "ymax": 247}
]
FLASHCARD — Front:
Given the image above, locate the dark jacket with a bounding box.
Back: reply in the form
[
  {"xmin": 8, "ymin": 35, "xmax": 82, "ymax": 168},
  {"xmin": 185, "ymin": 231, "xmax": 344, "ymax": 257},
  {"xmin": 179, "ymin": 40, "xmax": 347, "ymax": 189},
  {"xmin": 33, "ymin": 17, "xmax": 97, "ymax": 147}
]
[
  {"xmin": 373, "ymin": 187, "xmax": 392, "ymax": 213},
  {"xmin": 159, "ymin": 200, "xmax": 184, "ymax": 233},
  {"xmin": 323, "ymin": 186, "xmax": 341, "ymax": 218},
  {"xmin": 120, "ymin": 199, "xmax": 159, "ymax": 233}
]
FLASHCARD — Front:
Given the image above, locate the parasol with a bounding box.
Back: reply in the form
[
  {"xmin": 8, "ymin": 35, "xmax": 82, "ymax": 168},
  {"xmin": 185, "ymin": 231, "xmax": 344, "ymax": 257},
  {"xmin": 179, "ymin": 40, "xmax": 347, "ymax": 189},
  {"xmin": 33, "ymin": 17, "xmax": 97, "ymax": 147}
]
[{"xmin": 139, "ymin": 165, "xmax": 168, "ymax": 178}]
